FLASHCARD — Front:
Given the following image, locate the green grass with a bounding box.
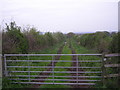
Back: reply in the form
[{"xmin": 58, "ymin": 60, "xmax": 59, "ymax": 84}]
[
  {"xmin": 2, "ymin": 42, "xmax": 64, "ymax": 88},
  {"xmin": 4, "ymin": 39, "xmax": 117, "ymax": 89},
  {"xmin": 40, "ymin": 42, "xmax": 72, "ymax": 88},
  {"xmin": 70, "ymin": 39, "xmax": 119, "ymax": 88},
  {"xmin": 70, "ymin": 39, "xmax": 102, "ymax": 88}
]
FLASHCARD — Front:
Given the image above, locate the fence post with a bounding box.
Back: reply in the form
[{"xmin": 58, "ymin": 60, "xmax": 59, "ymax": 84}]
[
  {"xmin": 102, "ymin": 53, "xmax": 106, "ymax": 87},
  {"xmin": 4, "ymin": 55, "xmax": 8, "ymax": 77},
  {"xmin": 118, "ymin": 56, "xmax": 120, "ymax": 88}
]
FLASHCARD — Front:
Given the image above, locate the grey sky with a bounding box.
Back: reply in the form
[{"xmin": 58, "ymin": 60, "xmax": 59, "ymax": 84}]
[{"xmin": 0, "ymin": 0, "xmax": 119, "ymax": 33}]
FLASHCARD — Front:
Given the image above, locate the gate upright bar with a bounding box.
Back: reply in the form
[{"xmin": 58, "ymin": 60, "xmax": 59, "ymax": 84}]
[
  {"xmin": 52, "ymin": 55, "xmax": 54, "ymax": 84},
  {"xmin": 77, "ymin": 55, "xmax": 78, "ymax": 84},
  {"xmin": 28, "ymin": 55, "xmax": 30, "ymax": 82}
]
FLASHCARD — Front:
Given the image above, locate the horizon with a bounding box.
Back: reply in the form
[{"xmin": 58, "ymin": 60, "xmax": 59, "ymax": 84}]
[{"xmin": 40, "ymin": 30, "xmax": 118, "ymax": 34}]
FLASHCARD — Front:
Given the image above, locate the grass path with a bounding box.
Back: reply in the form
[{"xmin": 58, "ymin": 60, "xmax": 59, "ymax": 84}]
[
  {"xmin": 40, "ymin": 41, "xmax": 72, "ymax": 88},
  {"xmin": 68, "ymin": 41, "xmax": 90, "ymax": 88},
  {"xmin": 32, "ymin": 44, "xmax": 65, "ymax": 88},
  {"xmin": 3, "ymin": 39, "xmax": 102, "ymax": 89},
  {"xmin": 40, "ymin": 39, "xmax": 101, "ymax": 88}
]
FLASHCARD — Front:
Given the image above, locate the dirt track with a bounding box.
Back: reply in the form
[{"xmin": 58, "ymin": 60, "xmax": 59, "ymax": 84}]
[
  {"xmin": 33, "ymin": 44, "xmax": 65, "ymax": 88},
  {"xmin": 33, "ymin": 42, "xmax": 89, "ymax": 88},
  {"xmin": 68, "ymin": 43, "xmax": 89, "ymax": 88}
]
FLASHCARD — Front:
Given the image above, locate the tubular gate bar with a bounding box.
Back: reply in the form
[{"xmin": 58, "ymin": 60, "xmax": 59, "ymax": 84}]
[{"xmin": 4, "ymin": 54, "xmax": 103, "ymax": 85}]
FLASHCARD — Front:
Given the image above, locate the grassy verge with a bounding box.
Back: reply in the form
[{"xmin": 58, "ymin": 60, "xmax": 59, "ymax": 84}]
[{"xmin": 70, "ymin": 39, "xmax": 102, "ymax": 88}]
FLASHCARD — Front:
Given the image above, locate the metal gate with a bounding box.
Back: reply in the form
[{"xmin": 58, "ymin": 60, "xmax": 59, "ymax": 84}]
[{"xmin": 4, "ymin": 54, "xmax": 103, "ymax": 86}]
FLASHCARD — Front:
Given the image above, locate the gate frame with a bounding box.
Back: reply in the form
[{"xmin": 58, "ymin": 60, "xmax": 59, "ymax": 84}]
[{"xmin": 4, "ymin": 54, "xmax": 105, "ymax": 86}]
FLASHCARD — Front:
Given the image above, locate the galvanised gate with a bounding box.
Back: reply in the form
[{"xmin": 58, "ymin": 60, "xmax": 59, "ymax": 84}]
[{"xmin": 3, "ymin": 54, "xmax": 120, "ymax": 86}]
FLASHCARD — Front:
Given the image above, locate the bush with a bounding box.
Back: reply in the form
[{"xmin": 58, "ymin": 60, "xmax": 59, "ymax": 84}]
[
  {"xmin": 76, "ymin": 31, "xmax": 112, "ymax": 53},
  {"xmin": 109, "ymin": 32, "xmax": 120, "ymax": 53},
  {"xmin": 2, "ymin": 22, "xmax": 28, "ymax": 54},
  {"xmin": 2, "ymin": 21, "xmax": 65, "ymax": 53}
]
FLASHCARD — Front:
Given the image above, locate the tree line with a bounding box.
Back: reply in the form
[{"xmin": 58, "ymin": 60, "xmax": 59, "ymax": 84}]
[
  {"xmin": 2, "ymin": 21, "xmax": 119, "ymax": 54},
  {"xmin": 67, "ymin": 31, "xmax": 119, "ymax": 53},
  {"xmin": 2, "ymin": 21, "xmax": 65, "ymax": 54}
]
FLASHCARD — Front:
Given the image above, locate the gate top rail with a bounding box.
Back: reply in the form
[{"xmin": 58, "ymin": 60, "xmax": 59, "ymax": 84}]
[
  {"xmin": 4, "ymin": 54, "xmax": 102, "ymax": 56},
  {"xmin": 105, "ymin": 53, "xmax": 120, "ymax": 57}
]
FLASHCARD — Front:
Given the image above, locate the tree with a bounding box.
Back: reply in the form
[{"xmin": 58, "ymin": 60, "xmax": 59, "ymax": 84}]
[
  {"xmin": 52, "ymin": 32, "xmax": 65, "ymax": 43},
  {"xmin": 109, "ymin": 32, "xmax": 120, "ymax": 53},
  {"xmin": 44, "ymin": 32, "xmax": 55, "ymax": 46},
  {"xmin": 2, "ymin": 21, "xmax": 28, "ymax": 54},
  {"xmin": 67, "ymin": 32, "xmax": 75, "ymax": 38},
  {"xmin": 76, "ymin": 31, "xmax": 112, "ymax": 53}
]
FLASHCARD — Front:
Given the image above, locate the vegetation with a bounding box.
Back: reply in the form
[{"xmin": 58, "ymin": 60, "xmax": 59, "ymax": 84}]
[
  {"xmin": 2, "ymin": 42, "xmax": 64, "ymax": 88},
  {"xmin": 109, "ymin": 32, "xmax": 120, "ymax": 53},
  {"xmin": 40, "ymin": 41, "xmax": 72, "ymax": 88},
  {"xmin": 2, "ymin": 22, "xmax": 28, "ymax": 54},
  {"xmin": 2, "ymin": 21, "xmax": 65, "ymax": 54},
  {"xmin": 2, "ymin": 21, "xmax": 66, "ymax": 88},
  {"xmin": 69, "ymin": 33, "xmax": 119, "ymax": 88},
  {"xmin": 74, "ymin": 31, "xmax": 119, "ymax": 53},
  {"xmin": 70, "ymin": 38, "xmax": 101, "ymax": 87},
  {"xmin": 1, "ymin": 21, "xmax": 119, "ymax": 89}
]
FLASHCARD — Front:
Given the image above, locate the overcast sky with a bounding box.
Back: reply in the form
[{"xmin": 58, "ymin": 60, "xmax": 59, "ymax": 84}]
[{"xmin": 0, "ymin": 0, "xmax": 119, "ymax": 33}]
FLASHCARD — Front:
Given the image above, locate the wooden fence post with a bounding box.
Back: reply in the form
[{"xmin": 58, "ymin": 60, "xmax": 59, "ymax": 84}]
[
  {"xmin": 4, "ymin": 55, "xmax": 7, "ymax": 77},
  {"xmin": 115, "ymin": 56, "xmax": 119, "ymax": 88},
  {"xmin": 102, "ymin": 53, "xmax": 106, "ymax": 87}
]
